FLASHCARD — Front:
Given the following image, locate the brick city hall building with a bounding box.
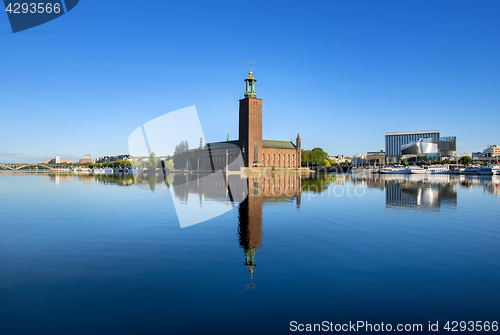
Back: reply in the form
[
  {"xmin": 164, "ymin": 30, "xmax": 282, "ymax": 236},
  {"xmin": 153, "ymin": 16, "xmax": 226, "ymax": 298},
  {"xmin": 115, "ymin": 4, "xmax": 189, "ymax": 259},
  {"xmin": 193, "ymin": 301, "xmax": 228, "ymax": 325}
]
[{"xmin": 188, "ymin": 69, "xmax": 302, "ymax": 170}]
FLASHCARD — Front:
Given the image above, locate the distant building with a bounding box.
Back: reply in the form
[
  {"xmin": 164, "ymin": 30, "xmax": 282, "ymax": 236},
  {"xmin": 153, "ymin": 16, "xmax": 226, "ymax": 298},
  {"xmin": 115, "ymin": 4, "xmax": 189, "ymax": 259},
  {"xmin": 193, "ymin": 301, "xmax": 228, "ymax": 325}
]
[
  {"xmin": 186, "ymin": 69, "xmax": 301, "ymax": 169},
  {"xmin": 351, "ymin": 154, "xmax": 366, "ymax": 165},
  {"xmin": 79, "ymin": 159, "xmax": 91, "ymax": 164},
  {"xmin": 386, "ymin": 130, "xmax": 456, "ymax": 162},
  {"xmin": 330, "ymin": 155, "xmax": 351, "ymax": 164},
  {"xmin": 43, "ymin": 156, "xmax": 74, "ymax": 164},
  {"xmin": 472, "ymin": 152, "xmax": 483, "ymax": 159},
  {"xmin": 96, "ymin": 155, "xmax": 131, "ymax": 163},
  {"xmin": 366, "ymin": 150, "xmax": 385, "ymax": 165},
  {"xmin": 386, "ymin": 131, "xmax": 440, "ymax": 161},
  {"xmin": 401, "ymin": 136, "xmax": 456, "ymax": 159},
  {"xmin": 84, "ymin": 154, "xmax": 91, "ymax": 160},
  {"xmin": 483, "ymin": 145, "xmax": 500, "ymax": 158}
]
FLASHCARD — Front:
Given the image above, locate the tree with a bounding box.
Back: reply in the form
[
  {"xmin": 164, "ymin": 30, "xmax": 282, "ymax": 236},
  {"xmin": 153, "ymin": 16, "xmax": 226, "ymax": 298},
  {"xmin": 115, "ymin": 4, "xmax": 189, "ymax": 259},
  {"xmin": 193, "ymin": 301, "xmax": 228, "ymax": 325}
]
[
  {"xmin": 460, "ymin": 156, "xmax": 472, "ymax": 165},
  {"xmin": 330, "ymin": 158, "xmax": 337, "ymax": 166},
  {"xmin": 342, "ymin": 160, "xmax": 350, "ymax": 166},
  {"xmin": 148, "ymin": 152, "xmax": 158, "ymax": 169},
  {"xmin": 442, "ymin": 158, "xmax": 451, "ymax": 164},
  {"xmin": 173, "ymin": 141, "xmax": 189, "ymax": 169},
  {"xmin": 401, "ymin": 158, "xmax": 409, "ymax": 166},
  {"xmin": 163, "ymin": 159, "xmax": 174, "ymax": 171}
]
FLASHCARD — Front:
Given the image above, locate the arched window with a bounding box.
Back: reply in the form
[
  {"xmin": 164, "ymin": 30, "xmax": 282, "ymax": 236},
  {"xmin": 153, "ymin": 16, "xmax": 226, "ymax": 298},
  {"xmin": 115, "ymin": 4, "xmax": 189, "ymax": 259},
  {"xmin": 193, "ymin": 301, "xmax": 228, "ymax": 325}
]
[
  {"xmin": 268, "ymin": 154, "xmax": 270, "ymax": 166},
  {"xmin": 278, "ymin": 154, "xmax": 280, "ymax": 167},
  {"xmin": 262, "ymin": 153, "xmax": 265, "ymax": 165}
]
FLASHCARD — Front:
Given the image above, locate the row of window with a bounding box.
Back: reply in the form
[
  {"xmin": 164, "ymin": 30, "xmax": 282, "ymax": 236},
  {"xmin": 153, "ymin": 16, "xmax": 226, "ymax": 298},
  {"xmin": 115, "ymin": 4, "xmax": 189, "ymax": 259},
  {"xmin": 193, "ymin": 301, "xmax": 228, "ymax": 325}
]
[{"xmin": 261, "ymin": 153, "xmax": 296, "ymax": 167}]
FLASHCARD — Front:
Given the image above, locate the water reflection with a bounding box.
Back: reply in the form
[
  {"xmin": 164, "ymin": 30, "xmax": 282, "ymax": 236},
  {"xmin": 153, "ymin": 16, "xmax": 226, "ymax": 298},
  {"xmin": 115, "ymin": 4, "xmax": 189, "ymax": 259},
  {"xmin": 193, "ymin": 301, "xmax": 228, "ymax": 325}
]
[
  {"xmin": 384, "ymin": 177, "xmax": 457, "ymax": 211},
  {"xmin": 31, "ymin": 171, "xmax": 500, "ymax": 287}
]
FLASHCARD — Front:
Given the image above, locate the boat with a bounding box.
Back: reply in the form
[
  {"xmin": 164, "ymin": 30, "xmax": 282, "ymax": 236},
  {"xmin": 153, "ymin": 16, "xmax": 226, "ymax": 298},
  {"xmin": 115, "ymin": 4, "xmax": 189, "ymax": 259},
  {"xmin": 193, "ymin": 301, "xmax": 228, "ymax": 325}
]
[
  {"xmin": 429, "ymin": 165, "xmax": 450, "ymax": 174},
  {"xmin": 478, "ymin": 164, "xmax": 500, "ymax": 175},
  {"xmin": 103, "ymin": 168, "xmax": 113, "ymax": 174},
  {"xmin": 461, "ymin": 166, "xmax": 479, "ymax": 175},
  {"xmin": 410, "ymin": 165, "xmax": 450, "ymax": 174},
  {"xmin": 350, "ymin": 167, "xmax": 377, "ymax": 173},
  {"xmin": 92, "ymin": 168, "xmax": 105, "ymax": 174},
  {"xmin": 379, "ymin": 165, "xmax": 411, "ymax": 174}
]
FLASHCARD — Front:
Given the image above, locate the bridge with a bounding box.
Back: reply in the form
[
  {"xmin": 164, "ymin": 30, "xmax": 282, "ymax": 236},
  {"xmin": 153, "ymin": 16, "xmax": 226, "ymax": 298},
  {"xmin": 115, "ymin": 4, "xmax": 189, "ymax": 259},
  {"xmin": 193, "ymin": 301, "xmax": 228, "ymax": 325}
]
[{"xmin": 0, "ymin": 163, "xmax": 55, "ymax": 170}]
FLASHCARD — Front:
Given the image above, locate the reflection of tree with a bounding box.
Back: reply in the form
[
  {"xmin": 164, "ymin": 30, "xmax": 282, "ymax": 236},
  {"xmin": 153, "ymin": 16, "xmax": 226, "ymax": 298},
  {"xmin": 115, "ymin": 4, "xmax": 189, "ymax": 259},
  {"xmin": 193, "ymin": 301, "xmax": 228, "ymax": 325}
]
[
  {"xmin": 171, "ymin": 174, "xmax": 189, "ymax": 202},
  {"xmin": 148, "ymin": 174, "xmax": 158, "ymax": 192},
  {"xmin": 301, "ymin": 174, "xmax": 337, "ymax": 193}
]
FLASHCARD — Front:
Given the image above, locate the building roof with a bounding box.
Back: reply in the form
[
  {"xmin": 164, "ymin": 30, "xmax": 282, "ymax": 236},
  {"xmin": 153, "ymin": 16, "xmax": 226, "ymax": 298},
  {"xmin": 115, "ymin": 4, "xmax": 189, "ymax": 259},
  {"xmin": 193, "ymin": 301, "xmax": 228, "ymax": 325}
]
[
  {"xmin": 205, "ymin": 140, "xmax": 239, "ymax": 149},
  {"xmin": 385, "ymin": 130, "xmax": 439, "ymax": 136},
  {"xmin": 262, "ymin": 140, "xmax": 297, "ymax": 149}
]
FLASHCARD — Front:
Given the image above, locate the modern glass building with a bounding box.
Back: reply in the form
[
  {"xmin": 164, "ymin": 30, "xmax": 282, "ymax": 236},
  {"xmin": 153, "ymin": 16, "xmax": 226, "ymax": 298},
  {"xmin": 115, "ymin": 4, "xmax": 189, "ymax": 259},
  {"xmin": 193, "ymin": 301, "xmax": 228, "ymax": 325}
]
[{"xmin": 385, "ymin": 130, "xmax": 440, "ymax": 160}]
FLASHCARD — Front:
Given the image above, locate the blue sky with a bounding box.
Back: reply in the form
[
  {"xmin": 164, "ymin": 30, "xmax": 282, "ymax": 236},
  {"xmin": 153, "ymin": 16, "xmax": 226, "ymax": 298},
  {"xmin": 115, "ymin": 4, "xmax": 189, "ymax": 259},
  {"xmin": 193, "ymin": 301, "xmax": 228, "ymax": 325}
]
[{"xmin": 1, "ymin": 0, "xmax": 499, "ymax": 163}]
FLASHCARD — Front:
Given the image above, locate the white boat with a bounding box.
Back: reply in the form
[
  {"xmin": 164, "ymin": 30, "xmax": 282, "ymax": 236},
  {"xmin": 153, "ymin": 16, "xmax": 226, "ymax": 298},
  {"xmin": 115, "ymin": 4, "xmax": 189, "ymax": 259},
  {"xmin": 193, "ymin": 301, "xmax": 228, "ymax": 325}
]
[
  {"xmin": 379, "ymin": 165, "xmax": 411, "ymax": 174},
  {"xmin": 92, "ymin": 168, "xmax": 105, "ymax": 174},
  {"xmin": 461, "ymin": 166, "xmax": 479, "ymax": 175},
  {"xmin": 350, "ymin": 167, "xmax": 377, "ymax": 173},
  {"xmin": 429, "ymin": 165, "xmax": 450, "ymax": 174},
  {"xmin": 410, "ymin": 165, "xmax": 450, "ymax": 174},
  {"xmin": 103, "ymin": 168, "xmax": 113, "ymax": 174},
  {"xmin": 478, "ymin": 164, "xmax": 500, "ymax": 175}
]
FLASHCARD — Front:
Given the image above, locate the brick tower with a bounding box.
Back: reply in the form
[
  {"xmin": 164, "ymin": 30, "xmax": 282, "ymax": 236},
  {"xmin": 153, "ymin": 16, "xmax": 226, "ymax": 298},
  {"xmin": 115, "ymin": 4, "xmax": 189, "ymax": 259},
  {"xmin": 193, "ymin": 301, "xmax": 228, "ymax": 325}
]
[{"xmin": 239, "ymin": 68, "xmax": 262, "ymax": 167}]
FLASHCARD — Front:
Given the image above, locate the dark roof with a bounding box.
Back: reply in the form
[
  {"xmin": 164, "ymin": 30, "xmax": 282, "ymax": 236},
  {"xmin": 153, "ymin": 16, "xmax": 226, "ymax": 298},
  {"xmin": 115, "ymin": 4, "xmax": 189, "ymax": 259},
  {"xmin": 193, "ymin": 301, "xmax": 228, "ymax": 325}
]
[
  {"xmin": 262, "ymin": 140, "xmax": 297, "ymax": 149},
  {"xmin": 206, "ymin": 140, "xmax": 239, "ymax": 149},
  {"xmin": 201, "ymin": 139, "xmax": 296, "ymax": 150}
]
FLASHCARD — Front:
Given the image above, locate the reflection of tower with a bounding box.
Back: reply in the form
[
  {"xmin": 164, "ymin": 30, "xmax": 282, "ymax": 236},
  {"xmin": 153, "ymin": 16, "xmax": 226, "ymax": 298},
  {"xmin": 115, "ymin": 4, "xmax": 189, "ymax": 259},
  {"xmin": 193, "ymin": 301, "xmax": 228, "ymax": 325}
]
[
  {"xmin": 296, "ymin": 133, "xmax": 302, "ymax": 167},
  {"xmin": 238, "ymin": 180, "xmax": 263, "ymax": 289},
  {"xmin": 239, "ymin": 69, "xmax": 262, "ymax": 167}
]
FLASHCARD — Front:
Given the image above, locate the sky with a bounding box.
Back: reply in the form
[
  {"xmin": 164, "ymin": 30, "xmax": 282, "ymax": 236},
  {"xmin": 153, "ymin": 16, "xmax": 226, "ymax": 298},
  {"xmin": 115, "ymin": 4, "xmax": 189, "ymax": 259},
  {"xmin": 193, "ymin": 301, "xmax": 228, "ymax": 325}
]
[{"xmin": 1, "ymin": 0, "xmax": 499, "ymax": 163}]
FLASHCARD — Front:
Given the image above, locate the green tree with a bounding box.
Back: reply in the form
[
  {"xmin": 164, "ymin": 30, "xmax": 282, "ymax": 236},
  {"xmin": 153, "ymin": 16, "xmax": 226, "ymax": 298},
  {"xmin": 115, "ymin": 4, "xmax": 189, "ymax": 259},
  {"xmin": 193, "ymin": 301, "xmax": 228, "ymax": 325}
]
[
  {"xmin": 330, "ymin": 158, "xmax": 337, "ymax": 166},
  {"xmin": 460, "ymin": 156, "xmax": 472, "ymax": 165},
  {"xmin": 163, "ymin": 159, "xmax": 174, "ymax": 171},
  {"xmin": 148, "ymin": 152, "xmax": 158, "ymax": 169},
  {"xmin": 401, "ymin": 158, "xmax": 409, "ymax": 166},
  {"xmin": 442, "ymin": 158, "xmax": 451, "ymax": 164},
  {"xmin": 173, "ymin": 141, "xmax": 189, "ymax": 169}
]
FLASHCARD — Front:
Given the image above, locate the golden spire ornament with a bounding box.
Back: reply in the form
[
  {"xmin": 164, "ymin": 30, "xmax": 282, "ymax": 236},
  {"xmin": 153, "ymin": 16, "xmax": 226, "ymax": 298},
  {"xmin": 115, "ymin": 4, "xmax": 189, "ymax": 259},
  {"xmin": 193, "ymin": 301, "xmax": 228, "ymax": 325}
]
[{"xmin": 247, "ymin": 61, "xmax": 254, "ymax": 78}]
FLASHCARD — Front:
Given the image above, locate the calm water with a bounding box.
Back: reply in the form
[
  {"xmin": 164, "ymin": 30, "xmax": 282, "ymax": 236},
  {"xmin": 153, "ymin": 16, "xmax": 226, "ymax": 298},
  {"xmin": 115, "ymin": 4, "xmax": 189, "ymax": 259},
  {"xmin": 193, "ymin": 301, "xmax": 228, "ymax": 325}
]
[{"xmin": 1, "ymin": 172, "xmax": 499, "ymax": 334}]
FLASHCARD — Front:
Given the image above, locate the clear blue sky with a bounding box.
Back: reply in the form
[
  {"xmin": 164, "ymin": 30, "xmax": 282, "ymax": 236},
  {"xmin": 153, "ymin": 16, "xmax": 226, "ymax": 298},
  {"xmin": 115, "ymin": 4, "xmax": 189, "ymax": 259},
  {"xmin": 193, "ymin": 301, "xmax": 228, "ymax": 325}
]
[{"xmin": 1, "ymin": 0, "xmax": 499, "ymax": 162}]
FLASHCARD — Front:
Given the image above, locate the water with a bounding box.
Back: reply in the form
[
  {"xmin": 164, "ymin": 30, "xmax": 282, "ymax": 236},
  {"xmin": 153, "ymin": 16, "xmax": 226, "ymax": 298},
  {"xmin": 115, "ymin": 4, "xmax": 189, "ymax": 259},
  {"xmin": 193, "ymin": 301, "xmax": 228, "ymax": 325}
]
[{"xmin": 1, "ymin": 172, "xmax": 499, "ymax": 334}]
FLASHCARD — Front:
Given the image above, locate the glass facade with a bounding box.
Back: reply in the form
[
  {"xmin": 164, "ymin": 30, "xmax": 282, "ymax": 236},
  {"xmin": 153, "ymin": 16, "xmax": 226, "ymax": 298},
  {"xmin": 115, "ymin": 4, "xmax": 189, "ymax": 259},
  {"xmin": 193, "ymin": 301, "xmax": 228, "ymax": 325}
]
[{"xmin": 385, "ymin": 131, "xmax": 440, "ymax": 158}]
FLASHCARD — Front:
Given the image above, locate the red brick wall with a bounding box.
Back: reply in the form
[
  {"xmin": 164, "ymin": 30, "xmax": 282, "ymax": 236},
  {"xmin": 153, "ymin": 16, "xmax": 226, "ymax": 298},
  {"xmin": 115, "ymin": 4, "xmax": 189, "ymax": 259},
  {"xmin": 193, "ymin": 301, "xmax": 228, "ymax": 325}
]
[
  {"xmin": 261, "ymin": 148, "xmax": 299, "ymax": 168},
  {"xmin": 239, "ymin": 97, "xmax": 262, "ymax": 167}
]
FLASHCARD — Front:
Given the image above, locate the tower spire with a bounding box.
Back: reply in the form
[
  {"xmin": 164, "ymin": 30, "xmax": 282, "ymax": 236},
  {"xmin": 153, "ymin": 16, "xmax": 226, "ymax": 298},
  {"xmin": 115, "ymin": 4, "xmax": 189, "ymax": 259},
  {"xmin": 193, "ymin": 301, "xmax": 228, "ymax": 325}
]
[{"xmin": 244, "ymin": 62, "xmax": 257, "ymax": 98}]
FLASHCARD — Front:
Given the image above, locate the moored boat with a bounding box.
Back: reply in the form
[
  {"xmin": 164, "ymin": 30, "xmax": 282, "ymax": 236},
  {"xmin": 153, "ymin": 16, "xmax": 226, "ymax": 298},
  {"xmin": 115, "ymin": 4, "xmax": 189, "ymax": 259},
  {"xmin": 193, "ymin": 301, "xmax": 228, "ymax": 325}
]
[{"xmin": 379, "ymin": 165, "xmax": 411, "ymax": 174}]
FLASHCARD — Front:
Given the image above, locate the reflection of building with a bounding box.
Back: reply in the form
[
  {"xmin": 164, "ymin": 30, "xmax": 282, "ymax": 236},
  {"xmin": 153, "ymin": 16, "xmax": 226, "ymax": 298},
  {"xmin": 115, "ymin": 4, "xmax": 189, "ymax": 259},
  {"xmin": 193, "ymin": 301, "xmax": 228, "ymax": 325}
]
[
  {"xmin": 237, "ymin": 175, "xmax": 302, "ymax": 288},
  {"xmin": 187, "ymin": 70, "xmax": 302, "ymax": 169},
  {"xmin": 385, "ymin": 179, "xmax": 457, "ymax": 211}
]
